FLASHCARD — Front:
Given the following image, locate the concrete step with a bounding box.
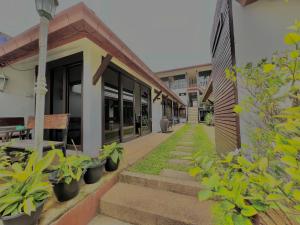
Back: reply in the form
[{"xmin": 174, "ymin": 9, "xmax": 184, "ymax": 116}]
[
  {"xmin": 120, "ymin": 171, "xmax": 201, "ymax": 196},
  {"xmin": 89, "ymin": 215, "xmax": 132, "ymax": 225},
  {"xmin": 100, "ymin": 183, "xmax": 213, "ymax": 225}
]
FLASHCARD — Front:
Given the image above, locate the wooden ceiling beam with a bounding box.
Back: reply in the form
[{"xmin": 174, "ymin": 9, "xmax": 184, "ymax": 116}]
[
  {"xmin": 92, "ymin": 54, "xmax": 112, "ymax": 85},
  {"xmin": 153, "ymin": 90, "xmax": 162, "ymax": 103}
]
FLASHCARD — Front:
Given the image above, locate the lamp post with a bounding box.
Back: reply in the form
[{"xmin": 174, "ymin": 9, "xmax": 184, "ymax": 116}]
[{"xmin": 35, "ymin": 0, "xmax": 58, "ymax": 156}]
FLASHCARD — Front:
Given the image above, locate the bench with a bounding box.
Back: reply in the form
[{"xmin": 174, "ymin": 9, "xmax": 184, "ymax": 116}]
[
  {"xmin": 0, "ymin": 117, "xmax": 27, "ymax": 142},
  {"xmin": 27, "ymin": 114, "xmax": 70, "ymax": 150}
]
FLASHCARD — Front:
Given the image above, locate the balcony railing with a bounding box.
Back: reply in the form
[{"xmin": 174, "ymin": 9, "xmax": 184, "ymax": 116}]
[{"xmin": 171, "ymin": 79, "xmax": 187, "ymax": 89}]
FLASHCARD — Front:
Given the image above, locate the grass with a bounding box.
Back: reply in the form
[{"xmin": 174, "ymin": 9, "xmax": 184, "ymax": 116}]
[{"xmin": 129, "ymin": 124, "xmax": 216, "ymax": 175}]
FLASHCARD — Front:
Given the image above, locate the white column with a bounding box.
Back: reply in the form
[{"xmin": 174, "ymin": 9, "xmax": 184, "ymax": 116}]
[{"xmin": 34, "ymin": 16, "xmax": 49, "ymax": 156}]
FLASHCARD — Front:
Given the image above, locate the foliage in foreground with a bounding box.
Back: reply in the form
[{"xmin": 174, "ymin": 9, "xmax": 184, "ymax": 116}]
[
  {"xmin": 190, "ymin": 21, "xmax": 300, "ymax": 225},
  {"xmin": 0, "ymin": 150, "xmax": 59, "ymax": 217}
]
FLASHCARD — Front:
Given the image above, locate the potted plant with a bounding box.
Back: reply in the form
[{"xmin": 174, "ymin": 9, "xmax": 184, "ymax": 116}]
[
  {"xmin": 100, "ymin": 142, "xmax": 123, "ymax": 172},
  {"xmin": 49, "ymin": 152, "xmax": 89, "ymax": 202},
  {"xmin": 81, "ymin": 157, "xmax": 106, "ymax": 184},
  {"xmin": 0, "ymin": 150, "xmax": 57, "ymax": 225}
]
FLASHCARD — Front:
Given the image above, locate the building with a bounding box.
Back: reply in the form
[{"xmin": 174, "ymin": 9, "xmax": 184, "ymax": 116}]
[
  {"xmin": 155, "ymin": 64, "xmax": 213, "ymax": 124},
  {"xmin": 203, "ymin": 0, "xmax": 300, "ymax": 153},
  {"xmin": 0, "ymin": 32, "xmax": 10, "ymax": 45},
  {"xmin": 0, "ymin": 3, "xmax": 185, "ymax": 156}
]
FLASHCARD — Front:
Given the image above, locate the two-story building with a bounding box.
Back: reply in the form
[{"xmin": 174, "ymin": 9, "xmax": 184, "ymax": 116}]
[{"xmin": 155, "ymin": 64, "xmax": 213, "ymax": 124}]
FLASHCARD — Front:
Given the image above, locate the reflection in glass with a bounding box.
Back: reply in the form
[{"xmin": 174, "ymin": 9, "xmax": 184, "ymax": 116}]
[
  {"xmin": 141, "ymin": 86, "xmax": 151, "ymax": 135},
  {"xmin": 104, "ymin": 68, "xmax": 120, "ymax": 143},
  {"xmin": 123, "ymin": 76, "xmax": 134, "ymax": 139}
]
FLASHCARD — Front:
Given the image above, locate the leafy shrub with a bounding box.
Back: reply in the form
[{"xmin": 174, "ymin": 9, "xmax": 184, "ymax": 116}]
[
  {"xmin": 190, "ymin": 21, "xmax": 300, "ymax": 224},
  {"xmin": 204, "ymin": 113, "xmax": 214, "ymax": 126},
  {"xmin": 49, "ymin": 151, "xmax": 90, "ymax": 184},
  {"xmin": 99, "ymin": 142, "xmax": 123, "ymax": 164},
  {"xmin": 0, "ymin": 150, "xmax": 58, "ymax": 216}
]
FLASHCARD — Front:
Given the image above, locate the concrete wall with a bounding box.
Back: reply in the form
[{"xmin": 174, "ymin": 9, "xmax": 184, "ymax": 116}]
[
  {"xmin": 232, "ymin": 0, "xmax": 300, "ymax": 145},
  {"xmin": 0, "ymin": 61, "xmax": 35, "ymax": 119}
]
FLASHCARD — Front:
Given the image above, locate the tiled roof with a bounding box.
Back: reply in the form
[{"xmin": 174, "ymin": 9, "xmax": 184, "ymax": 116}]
[{"xmin": 0, "ymin": 3, "xmax": 185, "ymax": 105}]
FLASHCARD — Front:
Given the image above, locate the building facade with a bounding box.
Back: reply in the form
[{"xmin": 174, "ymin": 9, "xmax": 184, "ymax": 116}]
[
  {"xmin": 155, "ymin": 64, "xmax": 213, "ymax": 123},
  {"xmin": 204, "ymin": 0, "xmax": 300, "ymax": 154},
  {"xmin": 0, "ymin": 3, "xmax": 184, "ymax": 157}
]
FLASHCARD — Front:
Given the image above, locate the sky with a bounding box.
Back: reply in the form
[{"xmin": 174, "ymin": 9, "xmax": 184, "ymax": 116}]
[{"xmin": 0, "ymin": 0, "xmax": 216, "ymax": 72}]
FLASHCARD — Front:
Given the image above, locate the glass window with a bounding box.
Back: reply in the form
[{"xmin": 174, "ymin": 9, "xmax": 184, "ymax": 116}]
[
  {"xmin": 141, "ymin": 85, "xmax": 151, "ymax": 135},
  {"xmin": 122, "ymin": 76, "xmax": 135, "ymax": 139},
  {"xmin": 104, "ymin": 68, "xmax": 120, "ymax": 143}
]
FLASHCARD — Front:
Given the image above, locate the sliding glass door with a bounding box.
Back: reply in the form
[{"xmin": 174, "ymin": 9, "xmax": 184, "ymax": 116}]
[
  {"xmin": 103, "ymin": 68, "xmax": 121, "ymax": 143},
  {"xmin": 102, "ymin": 64, "xmax": 152, "ymax": 144},
  {"xmin": 122, "ymin": 76, "xmax": 135, "ymax": 140}
]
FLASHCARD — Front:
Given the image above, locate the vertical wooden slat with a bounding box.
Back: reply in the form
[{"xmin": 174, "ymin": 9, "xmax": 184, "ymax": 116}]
[{"xmin": 211, "ymin": 0, "xmax": 240, "ymax": 154}]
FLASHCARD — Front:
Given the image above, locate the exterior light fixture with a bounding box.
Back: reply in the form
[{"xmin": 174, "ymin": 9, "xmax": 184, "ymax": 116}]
[
  {"xmin": 34, "ymin": 0, "xmax": 59, "ymax": 156},
  {"xmin": 35, "ymin": 0, "xmax": 59, "ymax": 20},
  {"xmin": 0, "ymin": 72, "xmax": 8, "ymax": 92}
]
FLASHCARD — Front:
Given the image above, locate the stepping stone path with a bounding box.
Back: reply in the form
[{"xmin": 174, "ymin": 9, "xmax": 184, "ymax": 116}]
[
  {"xmin": 171, "ymin": 151, "xmax": 191, "ymax": 157},
  {"xmin": 168, "ymin": 158, "xmax": 191, "ymax": 166}
]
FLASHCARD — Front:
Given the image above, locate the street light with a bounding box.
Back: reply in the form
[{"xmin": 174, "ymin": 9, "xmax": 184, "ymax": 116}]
[{"xmin": 34, "ymin": 0, "xmax": 58, "ymax": 156}]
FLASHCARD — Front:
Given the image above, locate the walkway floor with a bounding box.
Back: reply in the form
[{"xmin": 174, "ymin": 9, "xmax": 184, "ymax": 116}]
[{"xmin": 95, "ymin": 124, "xmax": 214, "ymax": 225}]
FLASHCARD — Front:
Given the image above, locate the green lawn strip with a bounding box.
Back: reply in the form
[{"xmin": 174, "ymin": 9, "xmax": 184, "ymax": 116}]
[
  {"xmin": 165, "ymin": 125, "xmax": 216, "ymax": 173},
  {"xmin": 192, "ymin": 124, "xmax": 216, "ymax": 158},
  {"xmin": 129, "ymin": 124, "xmax": 191, "ymax": 175}
]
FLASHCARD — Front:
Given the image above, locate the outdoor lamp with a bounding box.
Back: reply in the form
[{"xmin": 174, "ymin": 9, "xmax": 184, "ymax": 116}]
[
  {"xmin": 35, "ymin": 0, "xmax": 58, "ymax": 20},
  {"xmin": 34, "ymin": 0, "xmax": 58, "ymax": 156},
  {"xmin": 0, "ymin": 73, "xmax": 8, "ymax": 92}
]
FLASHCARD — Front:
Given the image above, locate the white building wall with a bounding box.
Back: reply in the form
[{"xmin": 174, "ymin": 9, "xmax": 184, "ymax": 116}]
[
  {"xmin": 232, "ymin": 0, "xmax": 300, "ymax": 144},
  {"xmin": 0, "ymin": 61, "xmax": 35, "ymax": 119}
]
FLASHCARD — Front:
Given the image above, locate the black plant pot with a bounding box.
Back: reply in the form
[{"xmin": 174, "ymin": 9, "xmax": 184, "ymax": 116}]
[
  {"xmin": 52, "ymin": 179, "xmax": 80, "ymax": 202},
  {"xmin": 105, "ymin": 157, "xmax": 119, "ymax": 172},
  {"xmin": 83, "ymin": 161, "xmax": 105, "ymax": 184},
  {"xmin": 1, "ymin": 201, "xmax": 44, "ymax": 225}
]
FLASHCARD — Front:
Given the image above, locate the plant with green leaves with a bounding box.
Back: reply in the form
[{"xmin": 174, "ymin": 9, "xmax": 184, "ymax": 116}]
[
  {"xmin": 0, "ymin": 145, "xmax": 11, "ymax": 169},
  {"xmin": 50, "ymin": 152, "xmax": 90, "ymax": 184},
  {"xmin": 99, "ymin": 142, "xmax": 123, "ymax": 164},
  {"xmin": 0, "ymin": 150, "xmax": 58, "ymax": 217},
  {"xmin": 190, "ymin": 20, "xmax": 300, "ymax": 224},
  {"xmin": 204, "ymin": 113, "xmax": 214, "ymax": 126}
]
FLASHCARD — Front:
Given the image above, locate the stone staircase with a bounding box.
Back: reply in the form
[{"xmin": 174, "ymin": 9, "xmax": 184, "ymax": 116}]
[
  {"xmin": 94, "ymin": 171, "xmax": 212, "ymax": 225},
  {"xmin": 88, "ymin": 125, "xmax": 213, "ymax": 225},
  {"xmin": 187, "ymin": 107, "xmax": 198, "ymax": 124}
]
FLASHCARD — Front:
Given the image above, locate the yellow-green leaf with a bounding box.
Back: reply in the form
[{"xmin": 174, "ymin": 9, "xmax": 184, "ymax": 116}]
[
  {"xmin": 233, "ymin": 105, "xmax": 243, "ymax": 114},
  {"xmin": 284, "ymin": 33, "xmax": 300, "ymax": 45},
  {"xmin": 266, "ymin": 193, "xmax": 284, "ymax": 201},
  {"xmin": 23, "ymin": 197, "xmax": 35, "ymax": 216},
  {"xmin": 188, "ymin": 167, "xmax": 202, "ymax": 177},
  {"xmin": 281, "ymin": 155, "xmax": 298, "ymax": 168},
  {"xmin": 290, "ymin": 50, "xmax": 300, "ymax": 59},
  {"xmin": 263, "ymin": 64, "xmax": 275, "ymax": 73},
  {"xmin": 198, "ymin": 190, "xmax": 213, "ymax": 201},
  {"xmin": 258, "ymin": 157, "xmax": 268, "ymax": 171},
  {"xmin": 241, "ymin": 206, "xmax": 258, "ymax": 217},
  {"xmin": 293, "ymin": 190, "xmax": 300, "ymax": 201}
]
